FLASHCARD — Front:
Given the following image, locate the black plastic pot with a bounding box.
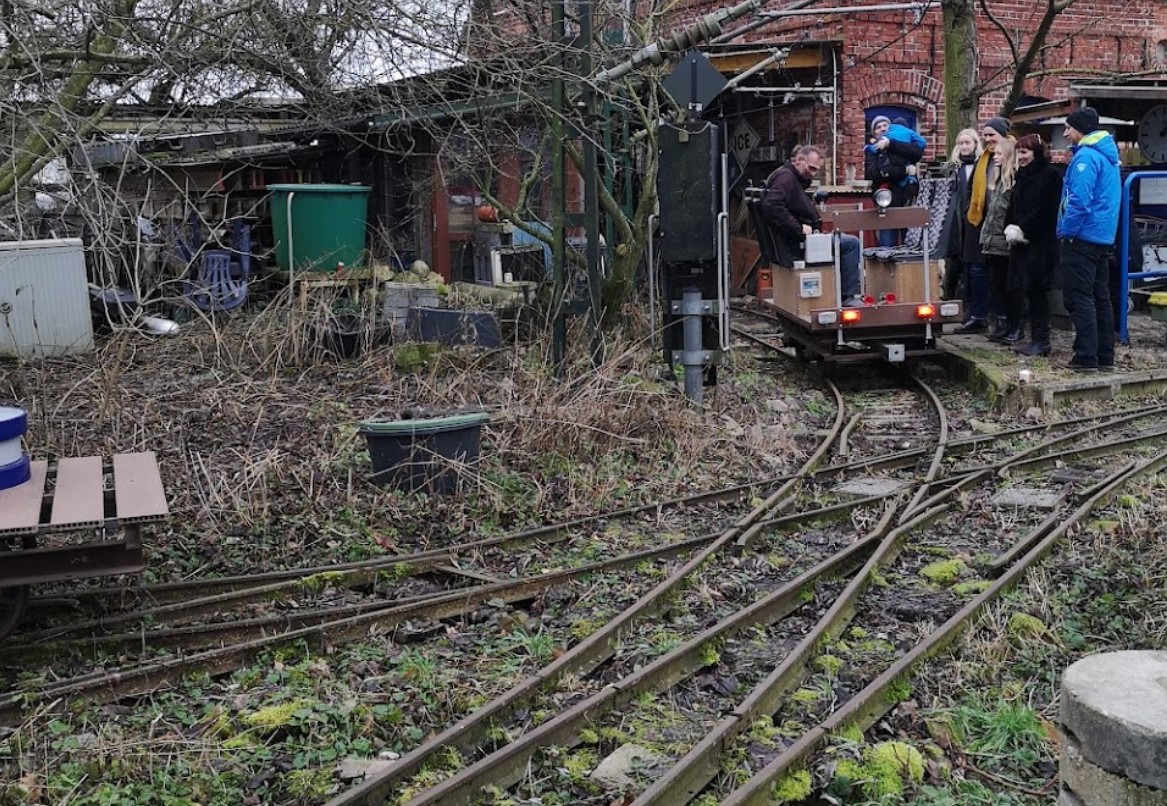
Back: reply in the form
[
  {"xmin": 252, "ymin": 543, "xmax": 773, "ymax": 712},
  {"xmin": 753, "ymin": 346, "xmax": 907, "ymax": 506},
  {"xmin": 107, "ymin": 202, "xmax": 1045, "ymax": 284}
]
[
  {"xmin": 314, "ymin": 313, "xmax": 391, "ymax": 359},
  {"xmin": 359, "ymin": 411, "xmax": 489, "ymax": 493}
]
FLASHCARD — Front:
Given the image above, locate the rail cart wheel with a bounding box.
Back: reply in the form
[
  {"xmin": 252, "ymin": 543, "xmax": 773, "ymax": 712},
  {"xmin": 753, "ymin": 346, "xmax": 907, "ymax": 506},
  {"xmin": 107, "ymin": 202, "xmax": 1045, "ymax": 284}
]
[{"xmin": 0, "ymin": 584, "xmax": 29, "ymax": 640}]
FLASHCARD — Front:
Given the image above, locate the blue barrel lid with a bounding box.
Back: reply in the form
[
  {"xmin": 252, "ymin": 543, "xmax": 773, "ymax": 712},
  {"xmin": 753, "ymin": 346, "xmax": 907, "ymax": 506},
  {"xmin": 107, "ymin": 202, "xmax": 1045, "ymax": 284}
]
[
  {"xmin": 0, "ymin": 453, "xmax": 30, "ymax": 490},
  {"xmin": 0, "ymin": 406, "xmax": 27, "ymax": 442},
  {"xmin": 266, "ymin": 184, "xmax": 371, "ymax": 194},
  {"xmin": 359, "ymin": 411, "xmax": 489, "ymax": 436}
]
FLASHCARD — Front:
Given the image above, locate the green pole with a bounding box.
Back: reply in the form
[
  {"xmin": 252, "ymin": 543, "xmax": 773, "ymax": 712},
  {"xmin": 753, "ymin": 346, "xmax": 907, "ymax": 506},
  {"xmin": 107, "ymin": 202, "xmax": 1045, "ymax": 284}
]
[{"xmin": 551, "ymin": 0, "xmax": 567, "ymax": 373}]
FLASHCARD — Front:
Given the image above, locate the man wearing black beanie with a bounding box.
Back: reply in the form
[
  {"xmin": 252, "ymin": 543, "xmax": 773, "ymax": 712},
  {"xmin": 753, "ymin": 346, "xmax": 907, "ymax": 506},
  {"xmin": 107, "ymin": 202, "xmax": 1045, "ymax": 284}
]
[{"xmin": 1057, "ymin": 104, "xmax": 1120, "ymax": 372}]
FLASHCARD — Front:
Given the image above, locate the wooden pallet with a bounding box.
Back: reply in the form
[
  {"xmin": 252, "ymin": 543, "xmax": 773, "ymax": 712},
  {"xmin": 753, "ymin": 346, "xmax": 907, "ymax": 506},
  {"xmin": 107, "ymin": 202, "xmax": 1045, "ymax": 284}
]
[{"xmin": 0, "ymin": 452, "xmax": 169, "ymax": 588}]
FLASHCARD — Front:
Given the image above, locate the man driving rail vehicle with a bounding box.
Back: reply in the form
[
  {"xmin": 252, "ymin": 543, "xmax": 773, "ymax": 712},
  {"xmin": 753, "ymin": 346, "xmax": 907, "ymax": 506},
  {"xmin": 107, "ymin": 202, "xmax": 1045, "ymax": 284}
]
[{"xmin": 761, "ymin": 145, "xmax": 864, "ymax": 307}]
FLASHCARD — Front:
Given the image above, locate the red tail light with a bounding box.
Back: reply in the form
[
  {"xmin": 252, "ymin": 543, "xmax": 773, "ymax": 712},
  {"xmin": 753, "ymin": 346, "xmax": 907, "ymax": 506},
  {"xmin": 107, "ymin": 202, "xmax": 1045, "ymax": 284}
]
[
  {"xmin": 841, "ymin": 309, "xmax": 862, "ymax": 324},
  {"xmin": 916, "ymin": 304, "xmax": 936, "ymax": 319},
  {"xmin": 881, "ymin": 293, "xmax": 897, "ymax": 304}
]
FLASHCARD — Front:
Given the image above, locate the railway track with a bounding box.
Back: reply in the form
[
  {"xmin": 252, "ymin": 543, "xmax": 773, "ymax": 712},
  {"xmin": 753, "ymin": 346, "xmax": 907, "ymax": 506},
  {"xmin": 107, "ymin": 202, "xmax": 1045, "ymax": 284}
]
[
  {"xmin": 311, "ymin": 320, "xmax": 1167, "ymax": 805},
  {"xmin": 7, "ymin": 324, "xmax": 1167, "ymax": 805}
]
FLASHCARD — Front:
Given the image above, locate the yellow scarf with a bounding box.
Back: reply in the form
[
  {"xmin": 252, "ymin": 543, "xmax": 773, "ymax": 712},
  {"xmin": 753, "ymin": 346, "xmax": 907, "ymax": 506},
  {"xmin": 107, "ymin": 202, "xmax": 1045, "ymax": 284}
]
[{"xmin": 966, "ymin": 146, "xmax": 994, "ymax": 227}]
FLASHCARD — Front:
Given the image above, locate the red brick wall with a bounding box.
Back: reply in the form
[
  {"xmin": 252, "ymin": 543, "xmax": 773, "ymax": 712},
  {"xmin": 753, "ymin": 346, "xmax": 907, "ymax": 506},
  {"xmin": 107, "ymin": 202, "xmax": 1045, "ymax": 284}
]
[
  {"xmin": 719, "ymin": 0, "xmax": 1167, "ymax": 166},
  {"xmin": 465, "ymin": 0, "xmax": 1167, "ymax": 175}
]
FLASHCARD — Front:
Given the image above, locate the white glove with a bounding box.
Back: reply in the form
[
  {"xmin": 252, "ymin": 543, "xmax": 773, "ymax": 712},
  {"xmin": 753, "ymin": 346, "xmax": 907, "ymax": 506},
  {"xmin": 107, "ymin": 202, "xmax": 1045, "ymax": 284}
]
[{"xmin": 1004, "ymin": 224, "xmax": 1028, "ymax": 245}]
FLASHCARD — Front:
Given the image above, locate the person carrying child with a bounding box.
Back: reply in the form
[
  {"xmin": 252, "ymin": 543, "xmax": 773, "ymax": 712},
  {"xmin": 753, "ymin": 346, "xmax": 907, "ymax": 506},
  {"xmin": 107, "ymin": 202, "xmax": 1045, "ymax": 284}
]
[{"xmin": 864, "ymin": 115, "xmax": 926, "ymax": 246}]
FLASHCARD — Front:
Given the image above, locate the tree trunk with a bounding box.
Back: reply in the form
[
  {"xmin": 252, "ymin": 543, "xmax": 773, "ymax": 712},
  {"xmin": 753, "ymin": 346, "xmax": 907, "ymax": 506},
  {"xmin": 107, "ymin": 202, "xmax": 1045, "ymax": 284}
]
[{"xmin": 942, "ymin": 0, "xmax": 979, "ymax": 152}]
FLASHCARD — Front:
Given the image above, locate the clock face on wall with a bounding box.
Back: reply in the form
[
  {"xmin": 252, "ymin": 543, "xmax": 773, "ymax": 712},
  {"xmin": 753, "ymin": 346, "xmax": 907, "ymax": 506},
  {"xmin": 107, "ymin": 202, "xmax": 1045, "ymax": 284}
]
[{"xmin": 1138, "ymin": 104, "xmax": 1167, "ymax": 164}]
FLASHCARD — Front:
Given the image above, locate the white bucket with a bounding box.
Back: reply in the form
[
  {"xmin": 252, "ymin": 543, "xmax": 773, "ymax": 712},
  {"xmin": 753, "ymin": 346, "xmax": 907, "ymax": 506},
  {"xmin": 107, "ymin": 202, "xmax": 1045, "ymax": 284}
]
[{"xmin": 0, "ymin": 406, "xmax": 26, "ymax": 466}]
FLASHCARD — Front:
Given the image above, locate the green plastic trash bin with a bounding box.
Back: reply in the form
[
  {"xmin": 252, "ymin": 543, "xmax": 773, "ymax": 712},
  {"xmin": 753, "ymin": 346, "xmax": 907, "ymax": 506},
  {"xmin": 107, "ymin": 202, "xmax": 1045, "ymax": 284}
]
[{"xmin": 268, "ymin": 184, "xmax": 371, "ymax": 273}]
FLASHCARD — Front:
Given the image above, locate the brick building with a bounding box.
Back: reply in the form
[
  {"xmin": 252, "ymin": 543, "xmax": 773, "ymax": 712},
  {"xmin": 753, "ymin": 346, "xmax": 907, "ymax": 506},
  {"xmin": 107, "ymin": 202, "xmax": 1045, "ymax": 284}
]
[{"xmin": 697, "ymin": 0, "xmax": 1167, "ymax": 184}]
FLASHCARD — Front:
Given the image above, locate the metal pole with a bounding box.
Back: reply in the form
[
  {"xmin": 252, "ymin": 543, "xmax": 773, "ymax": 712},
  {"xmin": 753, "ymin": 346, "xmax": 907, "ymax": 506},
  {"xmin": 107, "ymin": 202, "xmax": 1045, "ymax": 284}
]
[
  {"xmin": 758, "ymin": 1, "xmax": 930, "ymax": 17},
  {"xmin": 581, "ymin": 0, "xmax": 604, "ymax": 366},
  {"xmin": 647, "ymin": 213, "xmax": 658, "ymax": 353},
  {"xmin": 551, "ymin": 0, "xmax": 567, "ymax": 373},
  {"xmin": 681, "ymin": 287, "xmax": 705, "ymax": 403},
  {"xmin": 1119, "ymin": 172, "xmax": 1135, "ymax": 344},
  {"xmin": 708, "ymin": 0, "xmax": 819, "ymax": 45}
]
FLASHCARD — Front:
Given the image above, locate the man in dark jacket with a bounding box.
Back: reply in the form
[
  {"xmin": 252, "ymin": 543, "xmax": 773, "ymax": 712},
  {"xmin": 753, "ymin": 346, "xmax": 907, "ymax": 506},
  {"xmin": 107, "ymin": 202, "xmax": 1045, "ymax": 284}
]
[
  {"xmin": 1057, "ymin": 106, "xmax": 1121, "ymax": 372},
  {"xmin": 761, "ymin": 145, "xmax": 863, "ymax": 306}
]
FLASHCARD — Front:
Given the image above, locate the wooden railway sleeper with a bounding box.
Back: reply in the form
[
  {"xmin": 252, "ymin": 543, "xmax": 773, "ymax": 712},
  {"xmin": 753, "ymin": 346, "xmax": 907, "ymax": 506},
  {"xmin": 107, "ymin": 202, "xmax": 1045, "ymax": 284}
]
[{"xmin": 720, "ymin": 450, "xmax": 1167, "ymax": 806}]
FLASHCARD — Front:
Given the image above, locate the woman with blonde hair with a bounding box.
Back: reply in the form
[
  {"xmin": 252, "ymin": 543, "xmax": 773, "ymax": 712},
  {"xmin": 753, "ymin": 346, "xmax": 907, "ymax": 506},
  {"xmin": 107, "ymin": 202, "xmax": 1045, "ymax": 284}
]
[
  {"xmin": 979, "ymin": 137, "xmax": 1022, "ymax": 343},
  {"xmin": 940, "ymin": 128, "xmax": 985, "ymax": 306}
]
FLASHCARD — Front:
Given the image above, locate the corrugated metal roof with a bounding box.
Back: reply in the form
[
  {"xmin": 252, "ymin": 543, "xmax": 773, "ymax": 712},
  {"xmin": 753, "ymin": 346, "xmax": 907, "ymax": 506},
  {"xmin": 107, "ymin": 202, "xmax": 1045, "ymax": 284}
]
[{"xmin": 144, "ymin": 141, "xmax": 305, "ymax": 167}]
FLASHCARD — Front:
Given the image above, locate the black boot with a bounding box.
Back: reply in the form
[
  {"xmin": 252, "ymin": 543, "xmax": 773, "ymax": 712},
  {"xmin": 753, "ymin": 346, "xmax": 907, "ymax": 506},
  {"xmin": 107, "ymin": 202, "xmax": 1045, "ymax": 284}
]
[
  {"xmin": 1014, "ymin": 341, "xmax": 1049, "ymax": 357},
  {"xmin": 987, "ymin": 317, "xmax": 1010, "ymax": 342},
  {"xmin": 1001, "ymin": 327, "xmax": 1024, "ymax": 345}
]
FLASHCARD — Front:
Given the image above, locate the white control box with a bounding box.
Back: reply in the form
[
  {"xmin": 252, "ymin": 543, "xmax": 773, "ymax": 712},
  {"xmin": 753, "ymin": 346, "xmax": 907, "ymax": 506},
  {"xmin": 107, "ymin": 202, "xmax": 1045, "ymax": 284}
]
[{"xmin": 804, "ymin": 233, "xmax": 834, "ymax": 265}]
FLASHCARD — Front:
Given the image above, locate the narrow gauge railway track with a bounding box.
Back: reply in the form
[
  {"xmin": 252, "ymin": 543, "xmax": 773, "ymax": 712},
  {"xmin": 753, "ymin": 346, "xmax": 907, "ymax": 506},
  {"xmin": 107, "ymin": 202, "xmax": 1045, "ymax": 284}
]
[
  {"xmin": 321, "ymin": 368, "xmax": 951, "ymax": 805},
  {"xmin": 319, "ymin": 329, "xmax": 1167, "ymax": 805},
  {"xmin": 352, "ymin": 443, "xmax": 1164, "ymax": 806},
  {"xmin": 0, "ymin": 369, "xmax": 858, "ymax": 726},
  {"xmin": 6, "ymin": 367, "xmax": 1165, "ymax": 683},
  {"xmin": 8, "ymin": 334, "xmax": 1167, "ymax": 800}
]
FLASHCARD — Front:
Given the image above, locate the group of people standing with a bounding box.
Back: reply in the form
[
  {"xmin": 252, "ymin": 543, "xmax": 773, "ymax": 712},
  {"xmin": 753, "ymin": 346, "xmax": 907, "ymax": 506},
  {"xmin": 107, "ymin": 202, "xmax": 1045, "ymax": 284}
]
[
  {"xmin": 759, "ymin": 105, "xmax": 1123, "ymax": 372},
  {"xmin": 940, "ymin": 106, "xmax": 1122, "ymax": 371}
]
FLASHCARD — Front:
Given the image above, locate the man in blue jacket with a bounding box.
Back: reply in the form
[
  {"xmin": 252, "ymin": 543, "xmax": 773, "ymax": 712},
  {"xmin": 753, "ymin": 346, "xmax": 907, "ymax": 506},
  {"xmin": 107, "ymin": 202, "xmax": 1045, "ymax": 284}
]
[{"xmin": 1057, "ymin": 106, "xmax": 1120, "ymax": 372}]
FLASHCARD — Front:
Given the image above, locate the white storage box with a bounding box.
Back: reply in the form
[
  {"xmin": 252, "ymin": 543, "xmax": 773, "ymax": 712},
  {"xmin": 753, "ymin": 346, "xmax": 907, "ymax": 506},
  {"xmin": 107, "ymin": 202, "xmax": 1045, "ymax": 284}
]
[
  {"xmin": 0, "ymin": 239, "xmax": 93, "ymax": 358},
  {"xmin": 804, "ymin": 233, "xmax": 834, "ymax": 265}
]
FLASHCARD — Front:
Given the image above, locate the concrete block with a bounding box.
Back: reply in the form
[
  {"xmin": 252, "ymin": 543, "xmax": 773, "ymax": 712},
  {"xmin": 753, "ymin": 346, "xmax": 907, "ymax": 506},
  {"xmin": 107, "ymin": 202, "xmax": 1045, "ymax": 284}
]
[
  {"xmin": 1061, "ymin": 650, "xmax": 1167, "ymax": 790},
  {"xmin": 590, "ymin": 743, "xmax": 665, "ymax": 790},
  {"xmin": 834, "ymin": 477, "xmax": 908, "ymax": 496},
  {"xmin": 991, "ymin": 486, "xmax": 1067, "ymax": 509},
  {"xmin": 1061, "ymin": 730, "xmax": 1167, "ymax": 805}
]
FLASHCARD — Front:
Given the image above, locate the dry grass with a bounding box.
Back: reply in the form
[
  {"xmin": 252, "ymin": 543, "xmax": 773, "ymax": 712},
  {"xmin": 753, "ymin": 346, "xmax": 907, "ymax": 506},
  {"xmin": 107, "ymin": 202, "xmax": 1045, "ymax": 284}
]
[{"xmin": 0, "ymin": 296, "xmax": 803, "ymax": 580}]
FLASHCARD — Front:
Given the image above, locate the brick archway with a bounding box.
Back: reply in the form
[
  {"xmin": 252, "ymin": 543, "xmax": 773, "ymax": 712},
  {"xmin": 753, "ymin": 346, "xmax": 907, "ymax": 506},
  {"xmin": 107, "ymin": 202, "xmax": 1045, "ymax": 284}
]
[
  {"xmin": 850, "ymin": 70, "xmax": 944, "ymax": 158},
  {"xmin": 856, "ymin": 70, "xmax": 942, "ymax": 108}
]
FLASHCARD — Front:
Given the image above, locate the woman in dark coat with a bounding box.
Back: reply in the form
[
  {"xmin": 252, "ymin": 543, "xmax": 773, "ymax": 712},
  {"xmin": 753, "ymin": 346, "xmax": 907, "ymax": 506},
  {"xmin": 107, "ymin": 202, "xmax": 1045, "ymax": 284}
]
[
  {"xmin": 1005, "ymin": 133, "xmax": 1063, "ymax": 356},
  {"xmin": 939, "ymin": 128, "xmax": 984, "ymax": 313}
]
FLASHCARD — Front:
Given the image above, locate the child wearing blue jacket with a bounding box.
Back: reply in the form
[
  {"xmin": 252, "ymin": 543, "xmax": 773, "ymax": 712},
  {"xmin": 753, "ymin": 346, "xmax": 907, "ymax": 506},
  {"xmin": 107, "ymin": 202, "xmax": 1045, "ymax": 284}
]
[{"xmin": 865, "ymin": 116, "xmax": 926, "ymax": 245}]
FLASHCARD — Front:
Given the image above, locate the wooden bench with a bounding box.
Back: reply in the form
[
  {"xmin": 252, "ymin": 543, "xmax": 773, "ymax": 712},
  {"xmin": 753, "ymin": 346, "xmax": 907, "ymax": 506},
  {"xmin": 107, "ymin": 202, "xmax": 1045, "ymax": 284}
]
[{"xmin": 0, "ymin": 451, "xmax": 169, "ymax": 589}]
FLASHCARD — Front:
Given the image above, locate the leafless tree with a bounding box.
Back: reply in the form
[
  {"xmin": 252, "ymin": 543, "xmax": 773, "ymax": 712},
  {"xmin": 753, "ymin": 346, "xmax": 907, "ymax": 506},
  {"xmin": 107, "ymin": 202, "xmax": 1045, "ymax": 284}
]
[
  {"xmin": 403, "ymin": 0, "xmax": 677, "ymax": 324},
  {"xmin": 943, "ymin": 0, "xmax": 1154, "ymax": 147},
  {"xmin": 0, "ymin": 0, "xmax": 470, "ymax": 309}
]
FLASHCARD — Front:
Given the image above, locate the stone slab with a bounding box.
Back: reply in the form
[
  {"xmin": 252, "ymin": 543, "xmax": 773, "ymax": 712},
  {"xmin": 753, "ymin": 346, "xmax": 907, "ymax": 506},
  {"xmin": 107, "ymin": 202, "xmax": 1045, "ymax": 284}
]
[
  {"xmin": 1061, "ymin": 730, "xmax": 1167, "ymax": 805},
  {"xmin": 1061, "ymin": 650, "xmax": 1167, "ymax": 790},
  {"xmin": 834, "ymin": 477, "xmax": 908, "ymax": 497},
  {"xmin": 991, "ymin": 486, "xmax": 1066, "ymax": 509},
  {"xmin": 590, "ymin": 743, "xmax": 664, "ymax": 790}
]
